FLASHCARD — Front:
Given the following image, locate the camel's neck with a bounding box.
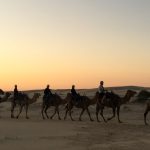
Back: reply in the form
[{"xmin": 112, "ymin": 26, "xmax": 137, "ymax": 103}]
[
  {"xmin": 89, "ymin": 95, "xmax": 97, "ymax": 105},
  {"xmin": 121, "ymin": 92, "xmax": 132, "ymax": 104},
  {"xmin": 29, "ymin": 95, "xmax": 38, "ymax": 104},
  {"xmin": 61, "ymin": 97, "xmax": 68, "ymax": 105}
]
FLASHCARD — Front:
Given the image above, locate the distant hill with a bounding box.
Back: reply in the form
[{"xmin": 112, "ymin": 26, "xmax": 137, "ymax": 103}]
[
  {"xmin": 106, "ymin": 86, "xmax": 149, "ymax": 91},
  {"xmin": 7, "ymin": 86, "xmax": 150, "ymax": 93},
  {"xmin": 77, "ymin": 86, "xmax": 150, "ymax": 92}
]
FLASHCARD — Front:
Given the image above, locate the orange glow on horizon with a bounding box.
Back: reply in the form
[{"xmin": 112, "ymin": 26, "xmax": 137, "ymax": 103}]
[{"xmin": 0, "ymin": 1, "xmax": 150, "ymax": 90}]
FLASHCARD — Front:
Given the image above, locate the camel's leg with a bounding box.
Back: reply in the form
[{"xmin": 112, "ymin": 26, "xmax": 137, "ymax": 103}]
[
  {"xmin": 64, "ymin": 107, "xmax": 69, "ymax": 120},
  {"xmin": 79, "ymin": 108, "xmax": 85, "ymax": 121},
  {"xmin": 100, "ymin": 107, "xmax": 107, "ymax": 123},
  {"xmin": 16, "ymin": 105, "xmax": 23, "ymax": 119},
  {"xmin": 50, "ymin": 107, "xmax": 57, "ymax": 120},
  {"xmin": 64, "ymin": 103, "xmax": 74, "ymax": 121},
  {"xmin": 56, "ymin": 106, "xmax": 61, "ymax": 120},
  {"xmin": 86, "ymin": 107, "xmax": 94, "ymax": 121},
  {"xmin": 107, "ymin": 108, "xmax": 116, "ymax": 121},
  {"xmin": 69, "ymin": 108, "xmax": 74, "ymax": 121},
  {"xmin": 68, "ymin": 104, "xmax": 74, "ymax": 121},
  {"xmin": 25, "ymin": 105, "xmax": 29, "ymax": 119},
  {"xmin": 96, "ymin": 105, "xmax": 100, "ymax": 122},
  {"xmin": 44, "ymin": 105, "xmax": 50, "ymax": 119},
  {"xmin": 117, "ymin": 106, "xmax": 122, "ymax": 123},
  {"xmin": 41, "ymin": 103, "xmax": 45, "ymax": 119},
  {"xmin": 144, "ymin": 107, "xmax": 149, "ymax": 125},
  {"xmin": 11, "ymin": 102, "xmax": 15, "ymax": 118}
]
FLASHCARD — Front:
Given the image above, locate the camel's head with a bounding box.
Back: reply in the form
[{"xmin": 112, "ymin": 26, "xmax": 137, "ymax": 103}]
[
  {"xmin": 127, "ymin": 90, "xmax": 137, "ymax": 97},
  {"xmin": 66, "ymin": 93, "xmax": 72, "ymax": 97},
  {"xmin": 0, "ymin": 89, "xmax": 4, "ymax": 95},
  {"xmin": 34, "ymin": 93, "xmax": 41, "ymax": 98},
  {"xmin": 5, "ymin": 92, "xmax": 11, "ymax": 97},
  {"xmin": 54, "ymin": 93, "xmax": 61, "ymax": 99},
  {"xmin": 124, "ymin": 90, "xmax": 136, "ymax": 103}
]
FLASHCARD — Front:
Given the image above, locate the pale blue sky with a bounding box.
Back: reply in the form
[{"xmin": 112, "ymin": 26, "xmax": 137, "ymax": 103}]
[{"xmin": 0, "ymin": 0, "xmax": 150, "ymax": 90}]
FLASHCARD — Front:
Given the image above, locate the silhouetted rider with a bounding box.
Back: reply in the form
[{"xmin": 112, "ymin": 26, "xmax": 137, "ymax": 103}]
[
  {"xmin": 98, "ymin": 81, "xmax": 107, "ymax": 99},
  {"xmin": 44, "ymin": 85, "xmax": 52, "ymax": 102},
  {"xmin": 71, "ymin": 85, "xmax": 78, "ymax": 96},
  {"xmin": 14, "ymin": 85, "xmax": 19, "ymax": 101},
  {"xmin": 98, "ymin": 81, "xmax": 106, "ymax": 94},
  {"xmin": 71, "ymin": 85, "xmax": 80, "ymax": 105}
]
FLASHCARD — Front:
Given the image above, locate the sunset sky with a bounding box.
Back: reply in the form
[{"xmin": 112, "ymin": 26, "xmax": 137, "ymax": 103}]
[{"xmin": 0, "ymin": 0, "xmax": 150, "ymax": 90}]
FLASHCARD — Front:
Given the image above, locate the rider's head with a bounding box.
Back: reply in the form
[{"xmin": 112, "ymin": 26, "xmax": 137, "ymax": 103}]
[
  {"xmin": 100, "ymin": 81, "xmax": 104, "ymax": 86},
  {"xmin": 47, "ymin": 84, "xmax": 50, "ymax": 88},
  {"xmin": 15, "ymin": 85, "xmax": 17, "ymax": 88},
  {"xmin": 72, "ymin": 85, "xmax": 75, "ymax": 89}
]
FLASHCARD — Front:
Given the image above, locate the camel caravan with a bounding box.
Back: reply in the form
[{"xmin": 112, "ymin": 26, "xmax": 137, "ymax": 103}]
[{"xmin": 0, "ymin": 81, "xmax": 150, "ymax": 125}]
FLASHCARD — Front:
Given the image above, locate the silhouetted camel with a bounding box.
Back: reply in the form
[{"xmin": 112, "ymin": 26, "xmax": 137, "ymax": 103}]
[
  {"xmin": 64, "ymin": 92, "xmax": 99, "ymax": 121},
  {"xmin": 11, "ymin": 93, "xmax": 41, "ymax": 119},
  {"xmin": 144, "ymin": 101, "xmax": 150, "ymax": 125},
  {"xmin": 41, "ymin": 93, "xmax": 67, "ymax": 120},
  {"xmin": 96, "ymin": 90, "xmax": 136, "ymax": 123}
]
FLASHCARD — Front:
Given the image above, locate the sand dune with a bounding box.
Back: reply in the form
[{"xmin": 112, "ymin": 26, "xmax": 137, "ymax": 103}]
[{"xmin": 0, "ymin": 87, "xmax": 150, "ymax": 150}]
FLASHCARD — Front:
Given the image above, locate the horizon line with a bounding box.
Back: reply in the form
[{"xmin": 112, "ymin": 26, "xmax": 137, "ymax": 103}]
[{"xmin": 4, "ymin": 85, "xmax": 150, "ymax": 92}]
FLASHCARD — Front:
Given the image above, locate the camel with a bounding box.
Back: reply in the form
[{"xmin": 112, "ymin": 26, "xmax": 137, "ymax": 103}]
[
  {"xmin": 41, "ymin": 93, "xmax": 67, "ymax": 120},
  {"xmin": 96, "ymin": 90, "xmax": 136, "ymax": 123},
  {"xmin": 0, "ymin": 92, "xmax": 11, "ymax": 103},
  {"xmin": 144, "ymin": 101, "xmax": 150, "ymax": 125},
  {"xmin": 64, "ymin": 92, "xmax": 100, "ymax": 121},
  {"xmin": 11, "ymin": 93, "xmax": 41, "ymax": 119}
]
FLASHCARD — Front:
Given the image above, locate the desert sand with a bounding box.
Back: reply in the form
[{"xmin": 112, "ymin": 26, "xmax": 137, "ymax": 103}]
[{"xmin": 0, "ymin": 87, "xmax": 150, "ymax": 150}]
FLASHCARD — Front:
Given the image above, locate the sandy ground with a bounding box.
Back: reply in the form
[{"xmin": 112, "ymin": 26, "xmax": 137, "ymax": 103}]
[{"xmin": 0, "ymin": 89, "xmax": 150, "ymax": 150}]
